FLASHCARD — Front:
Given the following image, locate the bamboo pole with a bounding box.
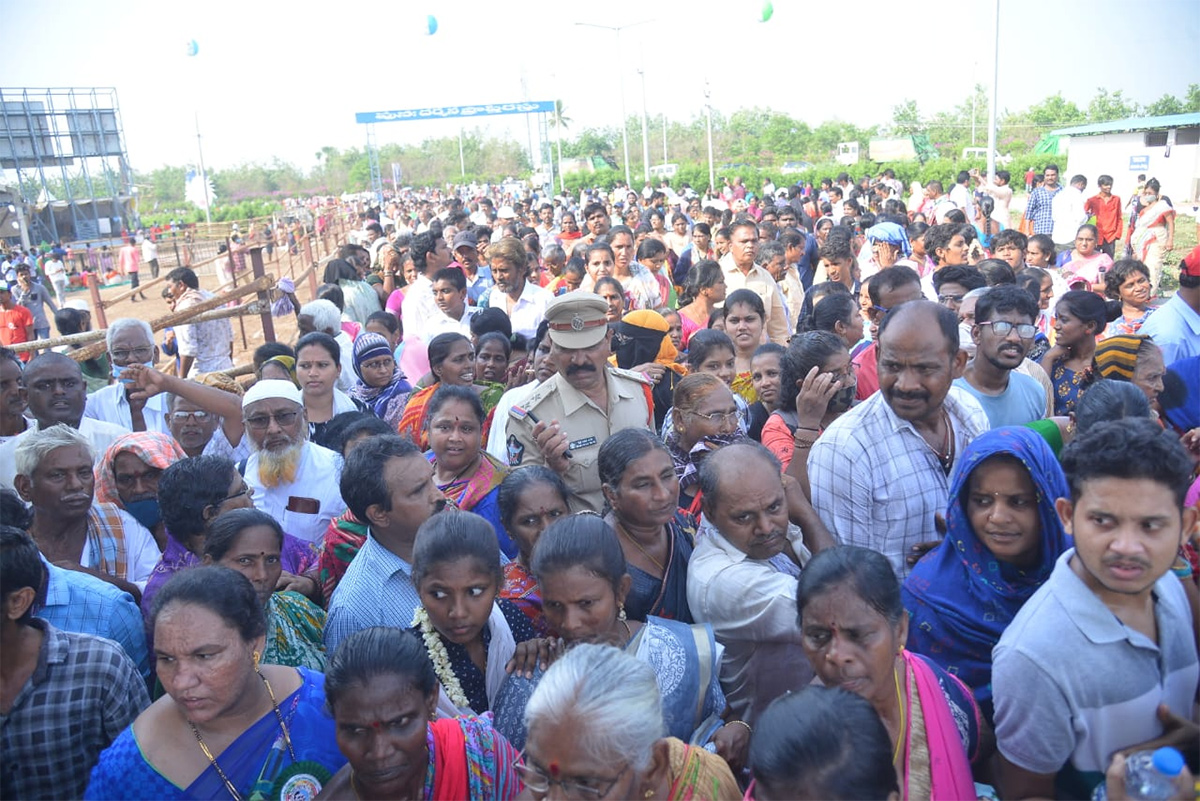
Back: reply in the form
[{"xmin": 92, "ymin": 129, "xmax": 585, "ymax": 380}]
[{"xmin": 68, "ymin": 274, "xmax": 274, "ymax": 363}]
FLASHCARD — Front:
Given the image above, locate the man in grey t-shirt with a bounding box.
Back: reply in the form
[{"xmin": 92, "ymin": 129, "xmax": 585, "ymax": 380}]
[{"xmin": 993, "ymin": 420, "xmax": 1198, "ymax": 800}]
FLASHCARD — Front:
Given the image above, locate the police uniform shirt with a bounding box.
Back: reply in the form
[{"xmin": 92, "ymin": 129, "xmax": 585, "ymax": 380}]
[{"xmin": 504, "ymin": 366, "xmax": 652, "ymax": 513}]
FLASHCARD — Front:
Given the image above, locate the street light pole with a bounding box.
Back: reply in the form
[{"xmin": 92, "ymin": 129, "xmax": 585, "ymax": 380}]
[
  {"xmin": 704, "ymin": 81, "xmax": 715, "ymax": 194},
  {"xmin": 638, "ymin": 67, "xmax": 650, "ymax": 183},
  {"xmin": 575, "ymin": 19, "xmax": 654, "ymax": 190},
  {"xmin": 986, "ymin": 0, "xmax": 1000, "ymax": 183}
]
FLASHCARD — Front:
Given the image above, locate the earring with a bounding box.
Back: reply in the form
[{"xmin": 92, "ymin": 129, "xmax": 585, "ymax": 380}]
[
  {"xmin": 644, "ymin": 791, "xmax": 654, "ymax": 799},
  {"xmin": 252, "ymin": 650, "xmax": 261, "ymax": 671},
  {"xmin": 618, "ymin": 605, "xmax": 627, "ymax": 622}
]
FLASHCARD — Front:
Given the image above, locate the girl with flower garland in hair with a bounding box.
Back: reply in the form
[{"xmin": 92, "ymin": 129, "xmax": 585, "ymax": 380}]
[{"xmin": 409, "ymin": 510, "xmax": 544, "ymax": 719}]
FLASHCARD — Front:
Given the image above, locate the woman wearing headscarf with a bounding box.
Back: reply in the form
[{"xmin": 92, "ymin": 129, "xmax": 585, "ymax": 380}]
[
  {"xmin": 862, "ymin": 221, "xmax": 916, "ymax": 279},
  {"xmin": 349, "ymin": 332, "xmax": 412, "ymax": 428},
  {"xmin": 903, "ymin": 427, "xmax": 1071, "ymax": 724},
  {"xmin": 94, "ymin": 431, "xmax": 188, "ymax": 552},
  {"xmin": 611, "ymin": 309, "xmax": 686, "ymax": 431}
]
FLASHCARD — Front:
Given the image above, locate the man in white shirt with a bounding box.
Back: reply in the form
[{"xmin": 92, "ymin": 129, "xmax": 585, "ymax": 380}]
[
  {"xmin": 84, "ymin": 318, "xmax": 171, "ymax": 433},
  {"xmin": 0, "ymin": 353, "xmax": 127, "ymax": 489},
  {"xmin": 13, "ymin": 423, "xmax": 159, "ymax": 598},
  {"xmin": 949, "ymin": 170, "xmax": 977, "ymax": 223},
  {"xmin": 240, "ymin": 380, "xmax": 346, "ymax": 544},
  {"xmin": 401, "ymin": 230, "xmax": 452, "ymax": 340},
  {"xmin": 687, "ymin": 442, "xmax": 815, "ymax": 725},
  {"xmin": 424, "ymin": 267, "xmax": 478, "ymax": 339},
  {"xmin": 719, "ymin": 219, "xmax": 790, "ymax": 344},
  {"xmin": 1051, "ymin": 174, "xmax": 1089, "ymax": 251},
  {"xmin": 485, "ymin": 237, "xmax": 550, "ymax": 341},
  {"xmin": 140, "ymin": 236, "xmax": 159, "ymax": 279}
]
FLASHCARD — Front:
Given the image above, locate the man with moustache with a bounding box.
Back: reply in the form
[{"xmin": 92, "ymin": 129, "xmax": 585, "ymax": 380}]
[
  {"xmin": 0, "ymin": 353, "xmax": 127, "ymax": 489},
  {"xmin": 503, "ymin": 293, "xmax": 653, "ymax": 513},
  {"xmin": 324, "ymin": 435, "xmax": 446, "ymax": 652},
  {"xmin": 687, "ymin": 442, "xmax": 815, "ymax": 726},
  {"xmin": 240, "ymin": 379, "xmax": 345, "ymax": 545},
  {"xmin": 810, "ymin": 301, "xmax": 989, "ymax": 579},
  {"xmin": 13, "ymin": 424, "xmax": 160, "ymax": 601},
  {"xmin": 952, "ymin": 286, "xmax": 1047, "ymax": 427}
]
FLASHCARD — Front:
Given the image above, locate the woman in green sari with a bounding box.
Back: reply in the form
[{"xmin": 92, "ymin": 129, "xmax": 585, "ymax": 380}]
[{"xmin": 204, "ymin": 508, "xmax": 327, "ymax": 672}]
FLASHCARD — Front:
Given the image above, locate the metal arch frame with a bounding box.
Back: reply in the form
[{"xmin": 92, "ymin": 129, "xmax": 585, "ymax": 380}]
[{"xmin": 1, "ymin": 87, "xmax": 133, "ymax": 244}]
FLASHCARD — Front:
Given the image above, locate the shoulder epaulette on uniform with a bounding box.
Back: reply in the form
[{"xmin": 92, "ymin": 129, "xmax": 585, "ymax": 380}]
[
  {"xmin": 509, "ymin": 377, "xmax": 558, "ymax": 418},
  {"xmin": 608, "ymin": 366, "xmax": 654, "ymax": 386}
]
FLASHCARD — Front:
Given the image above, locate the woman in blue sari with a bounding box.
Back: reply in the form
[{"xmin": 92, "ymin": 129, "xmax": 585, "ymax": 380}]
[
  {"xmin": 902, "ymin": 427, "xmax": 1071, "ymax": 724},
  {"xmin": 86, "ymin": 567, "xmax": 345, "ymax": 800},
  {"xmin": 491, "ymin": 515, "xmax": 750, "ymax": 771}
]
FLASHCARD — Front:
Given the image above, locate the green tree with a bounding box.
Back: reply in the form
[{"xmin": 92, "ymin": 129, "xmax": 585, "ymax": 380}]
[
  {"xmin": 1143, "ymin": 93, "xmax": 1185, "ymax": 116},
  {"xmin": 1087, "ymin": 88, "xmax": 1139, "ymax": 122},
  {"xmin": 1025, "ymin": 93, "xmax": 1086, "ymax": 128},
  {"xmin": 1187, "ymin": 83, "xmax": 1200, "ymax": 111},
  {"xmin": 891, "ymin": 99, "xmax": 923, "ymax": 137}
]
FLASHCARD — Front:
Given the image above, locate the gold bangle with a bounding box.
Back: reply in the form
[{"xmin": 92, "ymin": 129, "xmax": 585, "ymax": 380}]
[{"xmin": 727, "ymin": 719, "xmax": 753, "ymax": 735}]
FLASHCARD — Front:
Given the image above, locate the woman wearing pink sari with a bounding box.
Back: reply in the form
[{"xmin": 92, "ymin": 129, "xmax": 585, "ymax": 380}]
[
  {"xmin": 1127, "ymin": 178, "xmax": 1175, "ymax": 296},
  {"xmin": 798, "ymin": 546, "xmax": 991, "ymax": 800}
]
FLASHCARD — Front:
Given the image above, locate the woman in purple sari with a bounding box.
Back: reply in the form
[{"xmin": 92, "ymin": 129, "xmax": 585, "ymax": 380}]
[
  {"xmin": 86, "ymin": 567, "xmax": 345, "ymax": 800},
  {"xmin": 144, "ymin": 456, "xmax": 319, "ymax": 621}
]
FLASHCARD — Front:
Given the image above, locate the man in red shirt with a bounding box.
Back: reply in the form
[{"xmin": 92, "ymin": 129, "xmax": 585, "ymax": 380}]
[
  {"xmin": 0, "ymin": 281, "xmax": 35, "ymax": 361},
  {"xmin": 1083, "ymin": 174, "xmax": 1123, "ymax": 259}
]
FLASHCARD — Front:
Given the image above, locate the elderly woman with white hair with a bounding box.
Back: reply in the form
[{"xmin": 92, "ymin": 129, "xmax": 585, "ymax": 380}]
[{"xmin": 519, "ymin": 643, "xmax": 741, "ymax": 801}]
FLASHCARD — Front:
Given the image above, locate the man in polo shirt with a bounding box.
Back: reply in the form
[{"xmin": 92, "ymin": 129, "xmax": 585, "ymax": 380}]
[
  {"xmin": 719, "ymin": 218, "xmax": 790, "ymax": 344},
  {"xmin": 993, "ymin": 419, "xmax": 1198, "ymax": 800},
  {"xmin": 324, "ymin": 435, "xmax": 445, "ymax": 652}
]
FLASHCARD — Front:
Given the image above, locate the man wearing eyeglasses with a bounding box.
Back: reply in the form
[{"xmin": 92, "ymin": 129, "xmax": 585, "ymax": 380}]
[
  {"xmin": 83, "ymin": 318, "xmax": 170, "ymax": 433},
  {"xmin": 952, "ymin": 286, "xmax": 1047, "ymax": 428},
  {"xmin": 240, "ymin": 379, "xmax": 346, "ymax": 544}
]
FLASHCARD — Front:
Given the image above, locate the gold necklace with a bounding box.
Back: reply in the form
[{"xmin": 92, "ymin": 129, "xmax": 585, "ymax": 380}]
[
  {"xmin": 187, "ymin": 671, "xmax": 297, "ymax": 800},
  {"xmin": 615, "ymin": 520, "xmax": 666, "ymax": 573},
  {"xmin": 892, "ymin": 661, "xmax": 907, "ymax": 766}
]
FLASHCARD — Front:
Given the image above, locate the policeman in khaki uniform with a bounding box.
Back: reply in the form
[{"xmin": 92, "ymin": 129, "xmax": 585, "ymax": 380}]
[{"xmin": 504, "ymin": 293, "xmax": 653, "ymax": 513}]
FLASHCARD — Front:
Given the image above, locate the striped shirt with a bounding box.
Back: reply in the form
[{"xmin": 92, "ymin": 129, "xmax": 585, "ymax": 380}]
[
  {"xmin": 324, "ymin": 530, "xmax": 421, "ymax": 653},
  {"xmin": 808, "ymin": 386, "xmax": 989, "ymax": 578}
]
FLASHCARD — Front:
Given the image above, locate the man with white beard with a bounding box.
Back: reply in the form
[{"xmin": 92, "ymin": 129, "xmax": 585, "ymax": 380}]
[{"xmin": 240, "ymin": 379, "xmax": 345, "ymax": 544}]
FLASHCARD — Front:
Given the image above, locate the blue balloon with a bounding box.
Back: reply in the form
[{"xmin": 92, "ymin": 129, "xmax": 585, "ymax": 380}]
[
  {"xmin": 185, "ymin": 39, "xmax": 199, "ymax": 56},
  {"xmin": 424, "ymin": 14, "xmax": 438, "ymax": 35}
]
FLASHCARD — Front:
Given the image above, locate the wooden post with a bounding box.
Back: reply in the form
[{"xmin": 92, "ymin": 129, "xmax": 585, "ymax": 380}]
[
  {"xmin": 304, "ymin": 236, "xmax": 318, "ymax": 299},
  {"xmin": 87, "ymin": 274, "xmax": 108, "ymax": 329},
  {"xmin": 250, "ymin": 247, "xmax": 276, "ymax": 344}
]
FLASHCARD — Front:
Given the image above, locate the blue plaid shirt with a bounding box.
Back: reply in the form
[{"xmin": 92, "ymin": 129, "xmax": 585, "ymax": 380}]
[
  {"xmin": 1024, "ymin": 185, "xmax": 1061, "ymax": 236},
  {"xmin": 37, "ymin": 560, "xmax": 150, "ymax": 682},
  {"xmin": 324, "ymin": 530, "xmax": 422, "ymax": 653}
]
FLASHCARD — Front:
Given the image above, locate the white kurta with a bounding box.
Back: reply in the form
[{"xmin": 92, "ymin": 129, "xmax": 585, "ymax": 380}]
[{"xmin": 244, "ymin": 441, "xmax": 346, "ymax": 544}]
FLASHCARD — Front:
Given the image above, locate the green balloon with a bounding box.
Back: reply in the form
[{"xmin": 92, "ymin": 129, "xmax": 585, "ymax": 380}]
[{"xmin": 760, "ymin": 1, "xmax": 774, "ymax": 21}]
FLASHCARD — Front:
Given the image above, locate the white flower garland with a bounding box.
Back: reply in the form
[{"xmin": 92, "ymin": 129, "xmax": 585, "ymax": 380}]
[{"xmin": 412, "ymin": 607, "xmax": 470, "ymax": 710}]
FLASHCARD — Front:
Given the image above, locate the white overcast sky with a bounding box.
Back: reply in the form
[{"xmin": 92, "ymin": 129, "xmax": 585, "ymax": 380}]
[{"xmin": 3, "ymin": 0, "xmax": 1198, "ymax": 173}]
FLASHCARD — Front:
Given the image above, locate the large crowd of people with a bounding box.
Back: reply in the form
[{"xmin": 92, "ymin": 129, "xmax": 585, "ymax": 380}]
[{"xmin": 1, "ymin": 167, "xmax": 1198, "ymax": 801}]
